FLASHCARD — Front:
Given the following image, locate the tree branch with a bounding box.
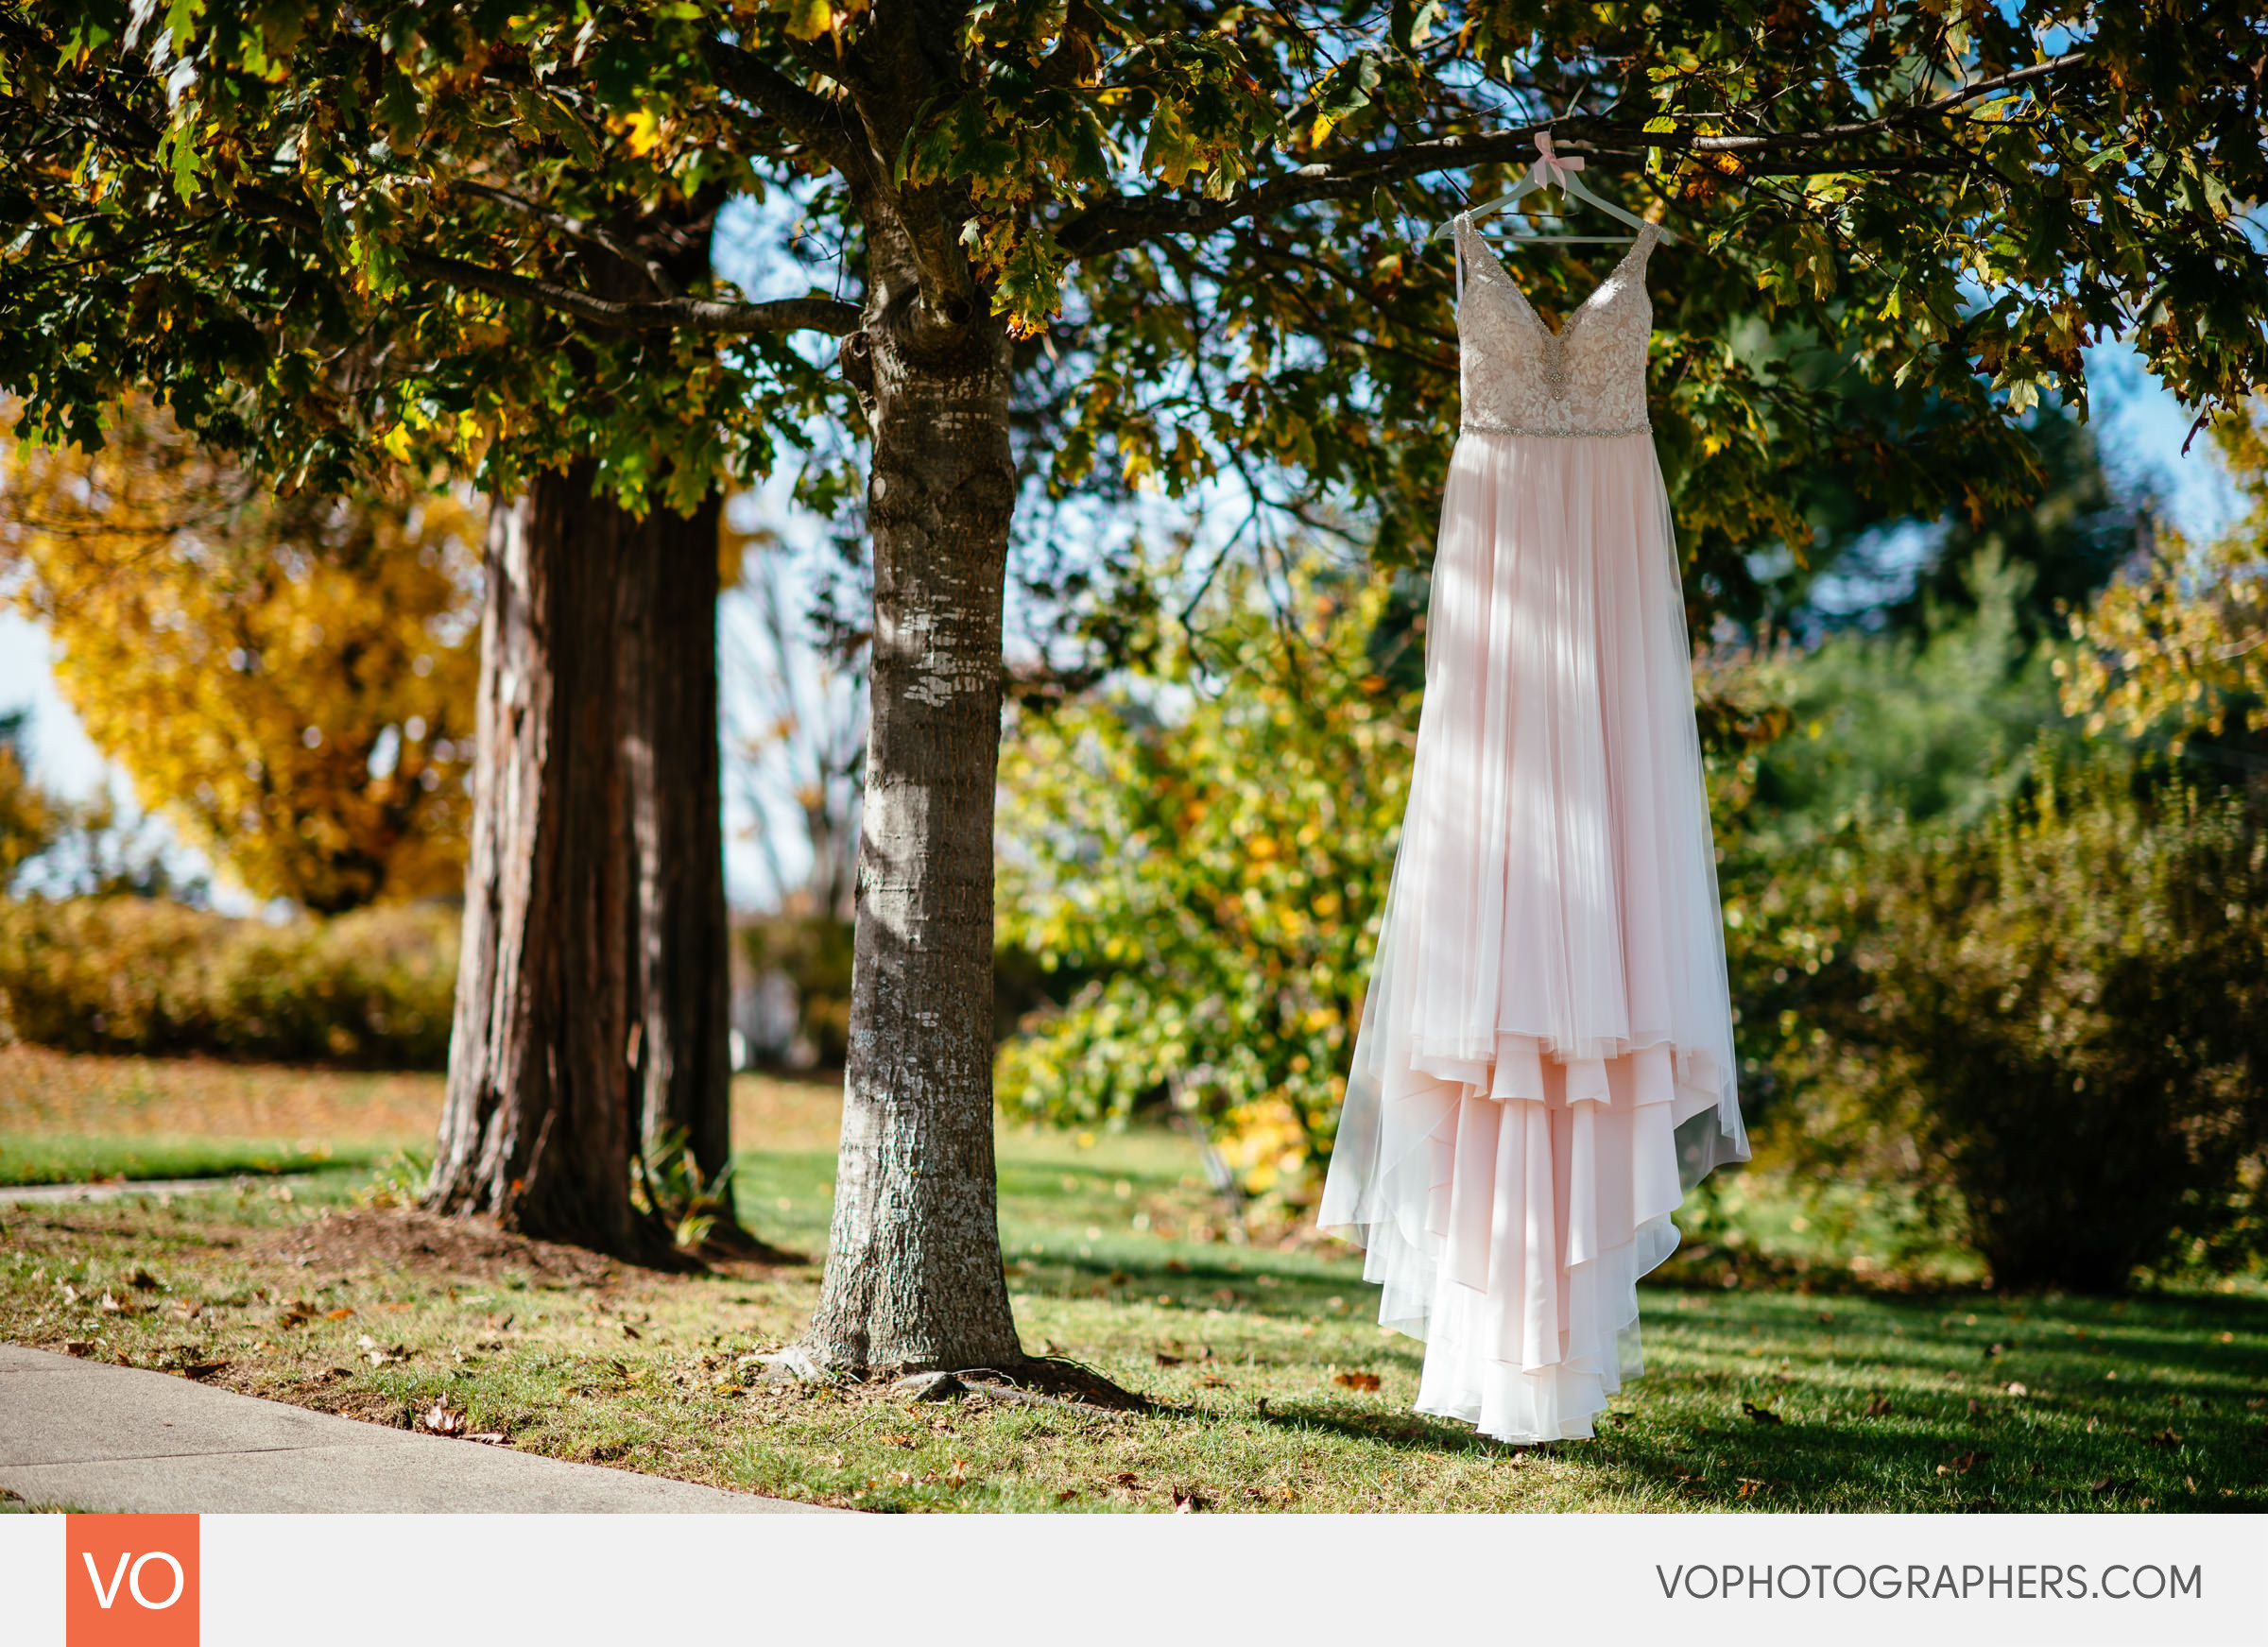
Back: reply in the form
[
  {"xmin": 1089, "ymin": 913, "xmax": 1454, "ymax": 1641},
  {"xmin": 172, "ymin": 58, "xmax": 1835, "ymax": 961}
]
[
  {"xmin": 1057, "ymin": 53, "xmax": 2089, "ymax": 258},
  {"xmin": 697, "ymin": 36, "xmax": 872, "ymax": 184},
  {"xmin": 398, "ymin": 244, "xmax": 864, "ymax": 334},
  {"xmin": 451, "ymin": 180, "xmax": 680, "ymax": 297},
  {"xmin": 19, "ymin": 84, "xmax": 861, "ymax": 337}
]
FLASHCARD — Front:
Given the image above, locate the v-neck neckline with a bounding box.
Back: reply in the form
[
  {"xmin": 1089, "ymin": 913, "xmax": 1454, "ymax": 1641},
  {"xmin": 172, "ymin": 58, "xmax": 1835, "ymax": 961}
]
[{"xmin": 1459, "ymin": 217, "xmax": 1658, "ymax": 338}]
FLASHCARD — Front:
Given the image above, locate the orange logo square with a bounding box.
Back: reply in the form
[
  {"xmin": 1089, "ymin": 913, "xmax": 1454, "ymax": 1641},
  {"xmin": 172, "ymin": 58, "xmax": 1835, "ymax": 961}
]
[{"xmin": 65, "ymin": 1516, "xmax": 198, "ymax": 1647}]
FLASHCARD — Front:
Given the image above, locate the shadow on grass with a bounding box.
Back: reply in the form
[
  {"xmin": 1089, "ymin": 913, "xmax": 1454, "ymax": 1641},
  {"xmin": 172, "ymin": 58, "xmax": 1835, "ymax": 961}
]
[{"xmin": 1248, "ymin": 1397, "xmax": 1517, "ymax": 1458}]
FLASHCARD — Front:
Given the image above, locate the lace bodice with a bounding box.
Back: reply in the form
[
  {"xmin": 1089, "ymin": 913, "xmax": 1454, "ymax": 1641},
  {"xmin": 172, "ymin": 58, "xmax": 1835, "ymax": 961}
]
[{"xmin": 1454, "ymin": 215, "xmax": 1660, "ymax": 438}]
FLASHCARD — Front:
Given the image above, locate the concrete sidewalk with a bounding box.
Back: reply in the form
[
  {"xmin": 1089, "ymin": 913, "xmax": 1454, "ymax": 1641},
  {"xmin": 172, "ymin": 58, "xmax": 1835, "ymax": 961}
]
[{"xmin": 0, "ymin": 1344, "xmax": 833, "ymax": 1513}]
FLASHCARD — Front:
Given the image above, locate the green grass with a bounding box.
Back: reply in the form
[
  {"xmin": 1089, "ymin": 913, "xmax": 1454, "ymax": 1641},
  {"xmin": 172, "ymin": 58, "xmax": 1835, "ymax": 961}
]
[
  {"xmin": 0, "ymin": 1133, "xmax": 375, "ymax": 1186},
  {"xmin": 3, "ymin": 1108, "xmax": 2263, "ymax": 1513}
]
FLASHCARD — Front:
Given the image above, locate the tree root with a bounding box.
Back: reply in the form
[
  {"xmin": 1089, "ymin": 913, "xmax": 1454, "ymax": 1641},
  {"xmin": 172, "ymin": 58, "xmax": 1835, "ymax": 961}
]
[{"xmin": 750, "ymin": 1346, "xmax": 1158, "ymax": 1416}]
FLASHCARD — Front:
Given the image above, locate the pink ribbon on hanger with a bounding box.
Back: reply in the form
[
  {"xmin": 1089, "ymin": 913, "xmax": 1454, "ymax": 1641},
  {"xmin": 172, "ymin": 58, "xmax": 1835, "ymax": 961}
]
[{"xmin": 1534, "ymin": 129, "xmax": 1584, "ymax": 191}]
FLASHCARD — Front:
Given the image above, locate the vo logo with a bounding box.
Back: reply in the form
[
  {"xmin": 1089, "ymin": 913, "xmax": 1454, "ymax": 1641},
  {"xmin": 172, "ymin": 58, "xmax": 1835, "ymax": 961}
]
[{"xmin": 65, "ymin": 1516, "xmax": 198, "ymax": 1646}]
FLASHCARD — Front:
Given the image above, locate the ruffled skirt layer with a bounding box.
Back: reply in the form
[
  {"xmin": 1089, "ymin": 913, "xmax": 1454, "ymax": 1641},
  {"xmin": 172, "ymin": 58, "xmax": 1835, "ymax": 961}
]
[{"xmin": 1319, "ymin": 430, "xmax": 1748, "ymax": 1445}]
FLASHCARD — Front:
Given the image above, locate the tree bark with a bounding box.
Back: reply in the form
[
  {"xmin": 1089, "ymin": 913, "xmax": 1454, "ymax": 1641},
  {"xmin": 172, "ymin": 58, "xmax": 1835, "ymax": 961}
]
[
  {"xmin": 429, "ymin": 467, "xmax": 735, "ymax": 1256},
  {"xmin": 621, "ymin": 490, "xmax": 735, "ymax": 1186},
  {"xmin": 799, "ymin": 249, "xmax": 1024, "ymax": 1371},
  {"xmin": 430, "ymin": 466, "xmax": 644, "ymax": 1252}
]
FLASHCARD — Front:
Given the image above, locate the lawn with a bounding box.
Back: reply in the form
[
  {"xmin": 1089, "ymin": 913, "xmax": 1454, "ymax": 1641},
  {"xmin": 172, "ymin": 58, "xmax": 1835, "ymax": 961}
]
[{"xmin": 2, "ymin": 1050, "xmax": 2263, "ymax": 1513}]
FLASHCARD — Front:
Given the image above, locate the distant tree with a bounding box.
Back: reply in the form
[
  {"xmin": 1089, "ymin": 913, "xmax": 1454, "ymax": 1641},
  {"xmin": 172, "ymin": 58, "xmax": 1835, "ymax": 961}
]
[
  {"xmin": 0, "ymin": 401, "xmax": 481, "ymax": 913},
  {"xmin": 1744, "ymin": 543, "xmax": 2067, "ymax": 843},
  {"xmin": 2057, "ymin": 404, "xmax": 2268, "ymax": 766},
  {"xmin": 0, "ymin": 708, "xmax": 65, "ymax": 891},
  {"xmin": 724, "ymin": 529, "xmax": 868, "ymax": 925}
]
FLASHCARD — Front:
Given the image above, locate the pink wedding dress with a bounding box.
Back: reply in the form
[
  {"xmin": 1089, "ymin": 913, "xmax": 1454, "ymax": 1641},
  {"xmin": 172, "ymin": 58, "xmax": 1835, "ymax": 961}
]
[{"xmin": 1318, "ymin": 214, "xmax": 1748, "ymax": 1446}]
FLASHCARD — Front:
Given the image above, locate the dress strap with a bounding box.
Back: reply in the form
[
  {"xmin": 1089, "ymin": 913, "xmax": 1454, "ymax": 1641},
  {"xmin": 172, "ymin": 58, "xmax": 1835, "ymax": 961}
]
[{"xmin": 1453, "ymin": 212, "xmax": 1469, "ymax": 309}]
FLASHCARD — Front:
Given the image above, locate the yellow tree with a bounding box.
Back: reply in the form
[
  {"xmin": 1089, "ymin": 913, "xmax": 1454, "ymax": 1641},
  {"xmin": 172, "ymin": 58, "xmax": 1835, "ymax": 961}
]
[{"xmin": 0, "ymin": 402, "xmax": 481, "ymax": 913}]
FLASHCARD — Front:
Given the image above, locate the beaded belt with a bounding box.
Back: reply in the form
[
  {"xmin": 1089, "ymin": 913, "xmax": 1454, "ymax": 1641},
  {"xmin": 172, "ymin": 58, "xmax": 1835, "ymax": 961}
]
[{"xmin": 1460, "ymin": 420, "xmax": 1651, "ymax": 438}]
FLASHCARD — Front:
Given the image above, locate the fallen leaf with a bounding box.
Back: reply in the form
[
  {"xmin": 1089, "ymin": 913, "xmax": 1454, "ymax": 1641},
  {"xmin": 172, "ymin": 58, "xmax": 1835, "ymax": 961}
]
[
  {"xmin": 2148, "ymin": 1428, "xmax": 2181, "ymax": 1448},
  {"xmin": 1864, "ymin": 1395, "xmax": 1892, "ymax": 1417},
  {"xmin": 1110, "ymin": 1471, "xmax": 1141, "ymax": 1489},
  {"xmin": 421, "ymin": 1400, "xmax": 467, "ymax": 1437},
  {"xmin": 1742, "ymin": 1402, "xmax": 1783, "ymax": 1425},
  {"xmin": 180, "ymin": 1362, "xmax": 228, "ymax": 1381},
  {"xmin": 1735, "ymin": 1477, "xmax": 1766, "ymax": 1500},
  {"xmin": 324, "ymin": 1307, "xmax": 354, "ymax": 1321},
  {"xmin": 2004, "ymin": 1382, "xmax": 2029, "ymax": 1397},
  {"xmin": 2089, "ymin": 1476, "xmax": 2117, "ymax": 1496},
  {"xmin": 1173, "ymin": 1490, "xmax": 1207, "ymax": 1513},
  {"xmin": 1940, "ymin": 1450, "xmax": 1990, "ymax": 1476},
  {"xmin": 1154, "ymin": 1352, "xmax": 1184, "ymax": 1366},
  {"xmin": 1983, "ymin": 1343, "xmax": 2003, "ymax": 1359},
  {"xmin": 1333, "ymin": 1370, "xmax": 1382, "ymax": 1393},
  {"xmin": 1967, "ymin": 1398, "xmax": 1982, "ymax": 1415},
  {"xmin": 622, "ymin": 1323, "xmax": 641, "ymax": 1340},
  {"xmin": 128, "ymin": 1270, "xmax": 160, "ymax": 1291},
  {"xmin": 465, "ymin": 1433, "xmax": 510, "ymax": 1446},
  {"xmin": 62, "ymin": 1340, "xmax": 94, "ymax": 1358},
  {"xmin": 1197, "ymin": 1373, "xmax": 1231, "ymax": 1388},
  {"xmin": 2185, "ymin": 1475, "xmax": 2197, "ymax": 1492}
]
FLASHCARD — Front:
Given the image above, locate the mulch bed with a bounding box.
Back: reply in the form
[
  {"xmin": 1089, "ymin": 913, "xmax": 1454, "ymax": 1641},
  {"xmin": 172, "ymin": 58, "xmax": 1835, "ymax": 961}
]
[{"xmin": 250, "ymin": 1208, "xmax": 624, "ymax": 1289}]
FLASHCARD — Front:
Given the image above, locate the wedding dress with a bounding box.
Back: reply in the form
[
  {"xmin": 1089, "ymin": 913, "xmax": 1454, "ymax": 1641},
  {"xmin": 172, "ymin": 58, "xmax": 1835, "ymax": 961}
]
[{"xmin": 1318, "ymin": 214, "xmax": 1748, "ymax": 1446}]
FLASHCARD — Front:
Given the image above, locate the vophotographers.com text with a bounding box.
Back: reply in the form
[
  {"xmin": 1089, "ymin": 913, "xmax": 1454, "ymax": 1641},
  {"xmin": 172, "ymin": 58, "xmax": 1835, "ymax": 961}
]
[{"xmin": 1657, "ymin": 1562, "xmax": 2202, "ymax": 1602}]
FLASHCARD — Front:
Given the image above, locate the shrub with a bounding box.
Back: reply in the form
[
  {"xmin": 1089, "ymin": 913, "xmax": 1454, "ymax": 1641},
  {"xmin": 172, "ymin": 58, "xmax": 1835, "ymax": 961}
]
[
  {"xmin": 1740, "ymin": 755, "xmax": 2268, "ymax": 1292},
  {"xmin": 0, "ymin": 897, "xmax": 457, "ymax": 1069},
  {"xmin": 994, "ymin": 561, "xmax": 1419, "ymax": 1206}
]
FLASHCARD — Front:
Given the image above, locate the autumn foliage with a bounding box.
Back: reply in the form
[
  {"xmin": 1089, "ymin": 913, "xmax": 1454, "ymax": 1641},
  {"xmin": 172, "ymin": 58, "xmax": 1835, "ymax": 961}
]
[{"xmin": 0, "ymin": 401, "xmax": 481, "ymax": 912}]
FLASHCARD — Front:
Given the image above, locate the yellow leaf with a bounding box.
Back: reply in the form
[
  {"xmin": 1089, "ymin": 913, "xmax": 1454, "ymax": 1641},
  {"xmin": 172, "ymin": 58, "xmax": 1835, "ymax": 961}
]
[
  {"xmin": 783, "ymin": 0, "xmax": 834, "ymax": 42},
  {"xmin": 616, "ymin": 109, "xmax": 663, "ymax": 158}
]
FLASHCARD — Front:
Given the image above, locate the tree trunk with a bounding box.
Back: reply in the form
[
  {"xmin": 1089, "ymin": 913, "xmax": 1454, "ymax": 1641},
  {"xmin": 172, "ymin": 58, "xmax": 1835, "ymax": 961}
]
[
  {"xmin": 430, "ymin": 466, "xmax": 643, "ymax": 1252},
  {"xmin": 429, "ymin": 467, "xmax": 736, "ymax": 1256},
  {"xmin": 799, "ymin": 283, "xmax": 1023, "ymax": 1371},
  {"xmin": 621, "ymin": 490, "xmax": 735, "ymax": 1187}
]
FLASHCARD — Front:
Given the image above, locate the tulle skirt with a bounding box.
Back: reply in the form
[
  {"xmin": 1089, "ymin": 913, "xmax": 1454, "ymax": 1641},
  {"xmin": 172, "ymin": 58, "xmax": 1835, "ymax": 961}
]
[{"xmin": 1319, "ymin": 429, "xmax": 1748, "ymax": 1445}]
